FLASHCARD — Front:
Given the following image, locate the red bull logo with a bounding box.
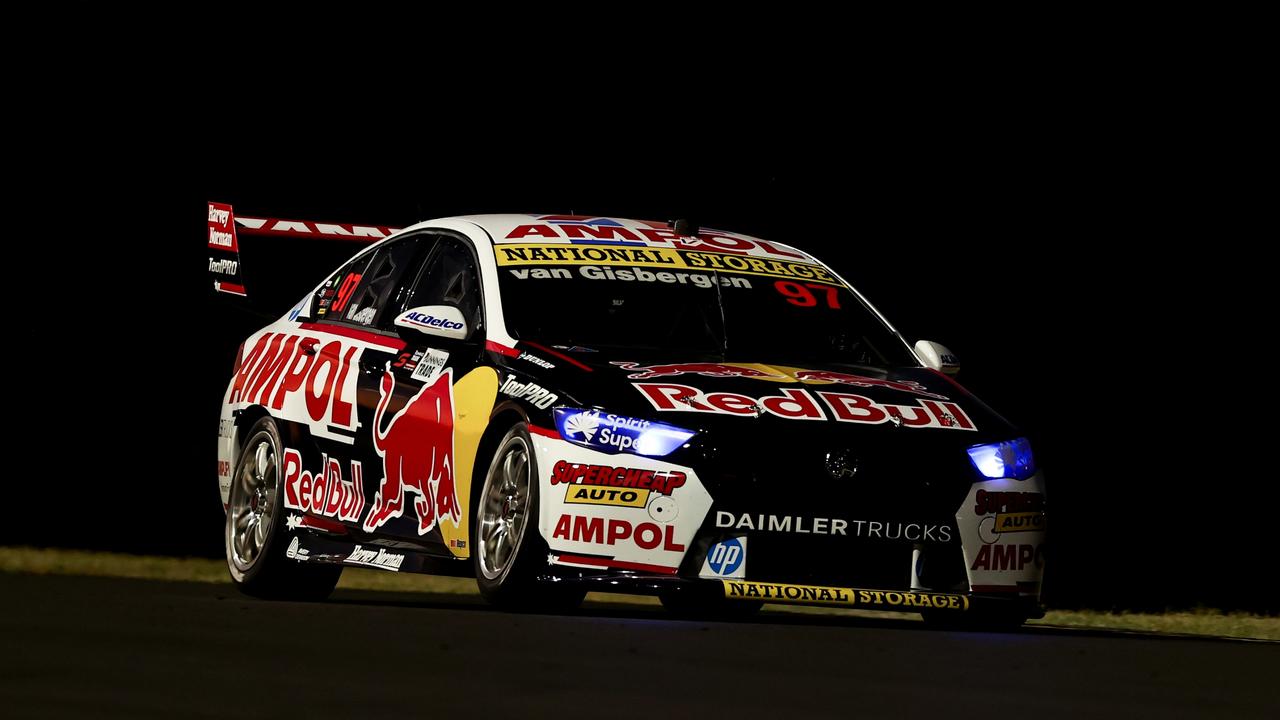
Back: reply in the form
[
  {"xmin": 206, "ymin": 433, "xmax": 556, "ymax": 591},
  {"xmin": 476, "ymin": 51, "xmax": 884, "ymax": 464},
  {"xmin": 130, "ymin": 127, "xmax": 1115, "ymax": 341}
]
[
  {"xmin": 612, "ymin": 362, "xmax": 783, "ymax": 380},
  {"xmin": 611, "ymin": 362, "xmax": 948, "ymax": 399},
  {"xmin": 362, "ymin": 370, "xmax": 461, "ymax": 535},
  {"xmin": 793, "ymin": 370, "xmax": 947, "ymax": 400}
]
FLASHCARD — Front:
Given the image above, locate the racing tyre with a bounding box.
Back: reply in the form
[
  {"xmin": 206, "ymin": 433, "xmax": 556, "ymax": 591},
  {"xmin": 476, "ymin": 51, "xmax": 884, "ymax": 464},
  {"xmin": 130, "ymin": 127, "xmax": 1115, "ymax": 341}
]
[
  {"xmin": 225, "ymin": 417, "xmax": 342, "ymax": 600},
  {"xmin": 474, "ymin": 423, "xmax": 585, "ymax": 612},
  {"xmin": 659, "ymin": 584, "xmax": 763, "ymax": 620}
]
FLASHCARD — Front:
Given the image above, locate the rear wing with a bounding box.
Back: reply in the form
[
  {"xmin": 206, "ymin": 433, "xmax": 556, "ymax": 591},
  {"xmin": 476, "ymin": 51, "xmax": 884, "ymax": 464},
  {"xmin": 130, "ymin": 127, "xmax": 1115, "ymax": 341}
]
[{"xmin": 207, "ymin": 201, "xmax": 401, "ymax": 297}]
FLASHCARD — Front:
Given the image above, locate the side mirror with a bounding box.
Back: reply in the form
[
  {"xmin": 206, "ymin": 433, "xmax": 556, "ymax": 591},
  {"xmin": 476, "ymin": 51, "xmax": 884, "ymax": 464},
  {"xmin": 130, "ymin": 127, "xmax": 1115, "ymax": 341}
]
[
  {"xmin": 914, "ymin": 340, "xmax": 960, "ymax": 376},
  {"xmin": 393, "ymin": 305, "xmax": 470, "ymax": 342}
]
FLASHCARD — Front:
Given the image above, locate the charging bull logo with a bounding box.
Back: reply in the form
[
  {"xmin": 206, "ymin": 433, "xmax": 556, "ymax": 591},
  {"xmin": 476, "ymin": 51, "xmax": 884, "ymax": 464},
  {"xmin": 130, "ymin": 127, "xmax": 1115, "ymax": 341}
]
[
  {"xmin": 362, "ymin": 370, "xmax": 461, "ymax": 535},
  {"xmin": 612, "ymin": 362, "xmax": 783, "ymax": 380},
  {"xmin": 792, "ymin": 370, "xmax": 947, "ymax": 400}
]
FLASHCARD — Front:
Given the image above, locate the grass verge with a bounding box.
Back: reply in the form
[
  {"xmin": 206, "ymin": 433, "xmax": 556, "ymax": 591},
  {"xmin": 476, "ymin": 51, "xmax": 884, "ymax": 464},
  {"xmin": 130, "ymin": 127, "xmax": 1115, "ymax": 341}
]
[{"xmin": 3, "ymin": 547, "xmax": 1274, "ymax": 640}]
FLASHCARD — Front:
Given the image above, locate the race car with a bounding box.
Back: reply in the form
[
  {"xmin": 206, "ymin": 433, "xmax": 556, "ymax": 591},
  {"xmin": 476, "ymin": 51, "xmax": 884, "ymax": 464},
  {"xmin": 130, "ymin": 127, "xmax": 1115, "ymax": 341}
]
[{"xmin": 212, "ymin": 206, "xmax": 1046, "ymax": 625}]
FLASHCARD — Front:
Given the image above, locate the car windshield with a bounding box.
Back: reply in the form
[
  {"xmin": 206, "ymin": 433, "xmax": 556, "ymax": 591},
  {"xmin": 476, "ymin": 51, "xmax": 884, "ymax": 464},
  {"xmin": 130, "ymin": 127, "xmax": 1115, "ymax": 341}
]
[{"xmin": 493, "ymin": 245, "xmax": 919, "ymax": 369}]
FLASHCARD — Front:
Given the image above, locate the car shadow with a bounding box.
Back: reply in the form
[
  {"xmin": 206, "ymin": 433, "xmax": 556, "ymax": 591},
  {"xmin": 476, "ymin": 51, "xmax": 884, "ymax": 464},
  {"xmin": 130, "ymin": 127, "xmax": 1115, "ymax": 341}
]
[{"xmin": 323, "ymin": 588, "xmax": 1273, "ymax": 644}]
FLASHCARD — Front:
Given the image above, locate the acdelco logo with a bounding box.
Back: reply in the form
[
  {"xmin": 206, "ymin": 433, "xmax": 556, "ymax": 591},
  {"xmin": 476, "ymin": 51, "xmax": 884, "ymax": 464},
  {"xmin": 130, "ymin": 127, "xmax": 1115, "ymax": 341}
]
[{"xmin": 405, "ymin": 313, "xmax": 463, "ymax": 330}]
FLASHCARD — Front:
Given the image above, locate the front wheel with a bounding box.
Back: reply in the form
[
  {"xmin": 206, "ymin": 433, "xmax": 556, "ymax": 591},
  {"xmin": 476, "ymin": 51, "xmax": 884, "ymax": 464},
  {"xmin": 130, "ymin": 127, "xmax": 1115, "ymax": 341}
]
[
  {"xmin": 225, "ymin": 417, "xmax": 342, "ymax": 600},
  {"xmin": 473, "ymin": 423, "xmax": 584, "ymax": 612}
]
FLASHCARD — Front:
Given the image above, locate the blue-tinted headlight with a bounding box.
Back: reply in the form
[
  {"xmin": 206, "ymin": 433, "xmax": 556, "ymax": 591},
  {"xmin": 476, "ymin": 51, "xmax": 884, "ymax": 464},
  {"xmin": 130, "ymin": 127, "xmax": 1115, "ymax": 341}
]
[
  {"xmin": 553, "ymin": 407, "xmax": 695, "ymax": 457},
  {"xmin": 967, "ymin": 438, "xmax": 1036, "ymax": 480}
]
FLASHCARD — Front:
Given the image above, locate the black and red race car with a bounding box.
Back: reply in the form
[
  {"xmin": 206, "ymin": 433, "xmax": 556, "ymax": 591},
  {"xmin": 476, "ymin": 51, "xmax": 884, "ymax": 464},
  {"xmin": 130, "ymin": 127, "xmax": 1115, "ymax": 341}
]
[{"xmin": 212, "ymin": 206, "xmax": 1045, "ymax": 624}]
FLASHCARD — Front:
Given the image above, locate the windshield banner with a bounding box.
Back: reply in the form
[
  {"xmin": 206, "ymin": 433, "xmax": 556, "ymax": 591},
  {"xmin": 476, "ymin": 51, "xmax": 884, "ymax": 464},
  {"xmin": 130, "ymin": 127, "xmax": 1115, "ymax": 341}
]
[{"xmin": 494, "ymin": 244, "xmax": 842, "ymax": 286}]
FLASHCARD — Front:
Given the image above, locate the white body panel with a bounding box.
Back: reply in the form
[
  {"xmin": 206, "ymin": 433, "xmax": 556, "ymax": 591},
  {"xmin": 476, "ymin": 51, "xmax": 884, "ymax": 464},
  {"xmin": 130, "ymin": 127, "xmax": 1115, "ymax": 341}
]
[
  {"xmin": 527, "ymin": 433, "xmax": 713, "ymax": 573},
  {"xmin": 955, "ymin": 473, "xmax": 1047, "ymax": 597}
]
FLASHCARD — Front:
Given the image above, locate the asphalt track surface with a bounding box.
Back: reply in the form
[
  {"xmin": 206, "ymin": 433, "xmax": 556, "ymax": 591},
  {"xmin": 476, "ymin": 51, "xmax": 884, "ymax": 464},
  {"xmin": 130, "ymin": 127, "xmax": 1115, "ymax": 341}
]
[{"xmin": 1, "ymin": 574, "xmax": 1275, "ymax": 719}]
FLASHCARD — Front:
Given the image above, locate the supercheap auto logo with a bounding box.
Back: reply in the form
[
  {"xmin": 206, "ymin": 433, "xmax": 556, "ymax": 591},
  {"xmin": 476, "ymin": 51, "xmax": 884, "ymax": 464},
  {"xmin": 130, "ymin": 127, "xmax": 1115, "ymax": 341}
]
[
  {"xmin": 974, "ymin": 490, "xmax": 1046, "ymax": 543},
  {"xmin": 550, "ymin": 460, "xmax": 688, "ymax": 508}
]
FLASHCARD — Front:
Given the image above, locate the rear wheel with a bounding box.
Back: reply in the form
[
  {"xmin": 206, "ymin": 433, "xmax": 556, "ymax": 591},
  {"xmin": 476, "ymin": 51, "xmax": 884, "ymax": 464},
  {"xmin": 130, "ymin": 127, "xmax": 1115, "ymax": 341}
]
[
  {"xmin": 474, "ymin": 423, "xmax": 584, "ymax": 612},
  {"xmin": 659, "ymin": 584, "xmax": 763, "ymax": 619},
  {"xmin": 225, "ymin": 417, "xmax": 342, "ymax": 600}
]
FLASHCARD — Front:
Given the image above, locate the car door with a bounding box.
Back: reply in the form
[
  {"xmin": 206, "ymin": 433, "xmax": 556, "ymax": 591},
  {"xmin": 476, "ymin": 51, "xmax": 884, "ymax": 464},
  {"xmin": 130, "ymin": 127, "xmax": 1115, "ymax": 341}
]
[
  {"xmin": 294, "ymin": 234, "xmax": 435, "ymax": 533},
  {"xmin": 357, "ymin": 233, "xmax": 494, "ymax": 558}
]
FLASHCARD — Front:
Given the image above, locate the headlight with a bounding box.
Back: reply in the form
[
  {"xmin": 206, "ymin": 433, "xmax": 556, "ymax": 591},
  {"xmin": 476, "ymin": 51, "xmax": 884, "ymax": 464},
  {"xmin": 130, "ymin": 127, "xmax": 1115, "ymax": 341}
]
[
  {"xmin": 967, "ymin": 438, "xmax": 1036, "ymax": 480},
  {"xmin": 552, "ymin": 407, "xmax": 696, "ymax": 457}
]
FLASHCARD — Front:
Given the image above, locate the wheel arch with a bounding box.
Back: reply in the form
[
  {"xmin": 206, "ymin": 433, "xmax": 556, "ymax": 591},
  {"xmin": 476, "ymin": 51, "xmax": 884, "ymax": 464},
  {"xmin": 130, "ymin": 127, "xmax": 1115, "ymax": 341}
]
[
  {"xmin": 471, "ymin": 405, "xmax": 529, "ymax": 505},
  {"xmin": 233, "ymin": 406, "xmax": 310, "ymax": 470}
]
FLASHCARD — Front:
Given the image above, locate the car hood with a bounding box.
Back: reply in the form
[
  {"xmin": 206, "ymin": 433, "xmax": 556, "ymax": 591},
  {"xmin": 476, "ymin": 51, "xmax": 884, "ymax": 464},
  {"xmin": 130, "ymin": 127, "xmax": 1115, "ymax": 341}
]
[{"xmin": 514, "ymin": 345, "xmax": 1018, "ymax": 445}]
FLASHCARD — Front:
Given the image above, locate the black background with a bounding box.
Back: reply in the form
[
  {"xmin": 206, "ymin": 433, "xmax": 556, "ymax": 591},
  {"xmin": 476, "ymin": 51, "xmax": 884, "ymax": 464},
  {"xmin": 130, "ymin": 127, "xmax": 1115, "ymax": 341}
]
[{"xmin": 11, "ymin": 102, "xmax": 1272, "ymax": 613}]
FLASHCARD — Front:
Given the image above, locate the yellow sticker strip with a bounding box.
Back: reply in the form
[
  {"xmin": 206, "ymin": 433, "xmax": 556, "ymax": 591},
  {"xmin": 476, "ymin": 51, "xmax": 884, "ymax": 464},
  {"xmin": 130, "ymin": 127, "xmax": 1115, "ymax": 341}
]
[
  {"xmin": 563, "ymin": 485, "xmax": 650, "ymax": 508},
  {"xmin": 495, "ymin": 244, "xmax": 841, "ymax": 285},
  {"xmin": 722, "ymin": 580, "xmax": 969, "ymax": 611}
]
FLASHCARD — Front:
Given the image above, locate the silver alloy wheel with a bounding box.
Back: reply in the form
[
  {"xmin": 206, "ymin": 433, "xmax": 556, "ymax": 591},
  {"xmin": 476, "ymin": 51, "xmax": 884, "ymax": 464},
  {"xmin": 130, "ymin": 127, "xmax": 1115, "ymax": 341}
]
[
  {"xmin": 229, "ymin": 435, "xmax": 278, "ymax": 572},
  {"xmin": 477, "ymin": 435, "xmax": 532, "ymax": 581}
]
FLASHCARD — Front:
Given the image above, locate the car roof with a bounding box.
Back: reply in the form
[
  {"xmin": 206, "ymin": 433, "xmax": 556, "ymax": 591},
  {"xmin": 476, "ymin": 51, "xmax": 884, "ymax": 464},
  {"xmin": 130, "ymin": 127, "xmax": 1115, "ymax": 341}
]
[{"xmin": 406, "ymin": 213, "xmax": 820, "ymax": 264}]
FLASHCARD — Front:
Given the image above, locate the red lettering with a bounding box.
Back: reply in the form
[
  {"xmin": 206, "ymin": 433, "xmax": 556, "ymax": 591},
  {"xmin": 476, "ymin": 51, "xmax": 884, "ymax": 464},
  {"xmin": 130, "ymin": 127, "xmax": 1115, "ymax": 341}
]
[
  {"xmin": 283, "ymin": 448, "xmax": 302, "ymax": 508},
  {"xmin": 310, "ymin": 454, "xmax": 329, "ymax": 514},
  {"xmin": 637, "ymin": 228, "xmax": 685, "ymax": 245},
  {"xmin": 331, "ymin": 272, "xmax": 361, "ymax": 314},
  {"xmin": 272, "ymin": 339, "xmax": 317, "ymax": 410},
  {"xmin": 974, "ymin": 489, "xmax": 990, "ymax": 514},
  {"xmin": 633, "ymin": 523, "xmax": 660, "ymax": 549},
  {"xmin": 330, "ymin": 346, "xmax": 359, "ymax": 427},
  {"xmin": 664, "ymin": 523, "xmax": 686, "ymax": 551},
  {"xmin": 634, "ymin": 383, "xmax": 711, "ymax": 411},
  {"xmin": 298, "ymin": 466, "xmax": 313, "ymax": 508},
  {"xmin": 818, "ymin": 392, "xmax": 887, "ymax": 424},
  {"xmin": 246, "ymin": 335, "xmax": 285, "ymax": 404},
  {"xmin": 250, "ymin": 336, "xmax": 299, "ymax": 406},
  {"xmin": 608, "ymin": 519, "xmax": 630, "ymax": 544},
  {"xmin": 761, "ymin": 388, "xmax": 823, "ymax": 419},
  {"xmin": 692, "ymin": 233, "xmax": 755, "ymax": 254},
  {"xmin": 1019, "ymin": 545, "xmax": 1034, "ymax": 569},
  {"xmin": 505, "ymin": 224, "xmax": 560, "ymax": 239},
  {"xmin": 775, "ymin": 280, "xmax": 817, "ymax": 307},
  {"xmin": 560, "ymin": 225, "xmax": 641, "ymax": 241},
  {"xmin": 305, "ymin": 341, "xmax": 341, "ymax": 422},
  {"xmin": 993, "ymin": 544, "xmax": 1017, "ymax": 571},
  {"xmin": 572, "ymin": 515, "xmax": 604, "ymax": 543},
  {"xmin": 552, "ymin": 514, "xmax": 570, "ymax": 540},
  {"xmin": 971, "ymin": 544, "xmax": 990, "ymax": 570},
  {"xmin": 755, "ymin": 239, "xmax": 806, "ymax": 259},
  {"xmin": 230, "ymin": 334, "xmax": 272, "ymax": 403},
  {"xmin": 707, "ymin": 392, "xmax": 758, "ymax": 414},
  {"xmin": 324, "ymin": 457, "xmax": 343, "ymax": 516},
  {"xmin": 885, "ymin": 404, "xmax": 933, "ymax": 426}
]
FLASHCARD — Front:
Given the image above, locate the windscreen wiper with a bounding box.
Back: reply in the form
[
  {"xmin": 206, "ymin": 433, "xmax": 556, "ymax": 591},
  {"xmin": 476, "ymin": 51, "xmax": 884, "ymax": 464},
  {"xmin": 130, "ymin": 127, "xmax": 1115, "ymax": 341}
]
[{"xmin": 713, "ymin": 270, "xmax": 728, "ymax": 359}]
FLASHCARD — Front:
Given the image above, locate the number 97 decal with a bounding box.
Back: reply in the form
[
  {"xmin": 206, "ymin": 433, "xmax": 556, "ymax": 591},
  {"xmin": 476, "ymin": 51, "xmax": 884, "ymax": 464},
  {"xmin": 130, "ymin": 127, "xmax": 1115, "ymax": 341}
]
[{"xmin": 774, "ymin": 281, "xmax": 841, "ymax": 309}]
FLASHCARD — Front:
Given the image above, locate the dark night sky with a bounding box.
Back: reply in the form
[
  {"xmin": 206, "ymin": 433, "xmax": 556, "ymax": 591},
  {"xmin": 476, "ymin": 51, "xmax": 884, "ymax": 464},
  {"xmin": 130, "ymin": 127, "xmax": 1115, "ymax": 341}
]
[{"xmin": 12, "ymin": 102, "xmax": 1272, "ymax": 612}]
